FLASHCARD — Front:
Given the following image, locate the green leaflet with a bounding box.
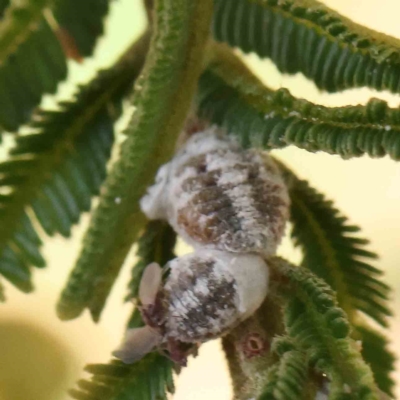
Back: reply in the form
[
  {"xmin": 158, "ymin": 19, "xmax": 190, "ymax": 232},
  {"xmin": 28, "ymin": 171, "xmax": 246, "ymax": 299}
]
[
  {"xmin": 197, "ymin": 44, "xmax": 400, "ymax": 160},
  {"xmin": 0, "ymin": 36, "xmax": 147, "ymax": 296},
  {"xmin": 0, "ymin": 214, "xmax": 43, "ymax": 292},
  {"xmin": 126, "ymin": 220, "xmax": 176, "ymax": 301},
  {"xmin": 213, "ymin": 0, "xmax": 400, "ymax": 93},
  {"xmin": 259, "ymin": 349, "xmax": 310, "ymax": 400},
  {"xmin": 57, "ymin": 0, "xmax": 213, "ymax": 322},
  {"xmin": 0, "ymin": 0, "xmax": 66, "ymax": 130},
  {"xmin": 0, "ymin": 0, "xmax": 112, "ymax": 130},
  {"xmin": 280, "ymin": 164, "xmax": 394, "ymax": 393},
  {"xmin": 272, "ymin": 258, "xmax": 379, "ymax": 400},
  {"xmin": 282, "ymin": 165, "xmax": 391, "ymax": 327},
  {"xmin": 0, "ymin": 0, "xmax": 52, "ymax": 62},
  {"xmin": 53, "ymin": 0, "xmax": 112, "ymax": 57},
  {"xmin": 69, "ymin": 354, "xmax": 174, "ymax": 400},
  {"xmin": 354, "ymin": 325, "xmax": 395, "ymax": 396}
]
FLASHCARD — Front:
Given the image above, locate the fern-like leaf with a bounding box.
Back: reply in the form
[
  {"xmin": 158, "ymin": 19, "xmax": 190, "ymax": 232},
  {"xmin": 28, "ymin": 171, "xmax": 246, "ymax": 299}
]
[
  {"xmin": 198, "ymin": 44, "xmax": 400, "ymax": 160},
  {"xmin": 0, "ymin": 0, "xmax": 112, "ymax": 130},
  {"xmin": 281, "ymin": 165, "xmax": 391, "ymax": 328},
  {"xmin": 69, "ymin": 354, "xmax": 174, "ymax": 400},
  {"xmin": 273, "ymin": 258, "xmax": 379, "ymax": 400},
  {"xmin": 126, "ymin": 220, "xmax": 176, "ymax": 301},
  {"xmin": 213, "ymin": 0, "xmax": 400, "ymax": 93},
  {"xmin": 259, "ymin": 349, "xmax": 309, "ymax": 400},
  {"xmin": 53, "ymin": 0, "xmax": 111, "ymax": 58},
  {"xmin": 355, "ymin": 325, "xmax": 395, "ymax": 396},
  {"xmin": 0, "ymin": 38, "xmax": 146, "ymax": 296},
  {"xmin": 0, "ymin": 0, "xmax": 66, "ymax": 130}
]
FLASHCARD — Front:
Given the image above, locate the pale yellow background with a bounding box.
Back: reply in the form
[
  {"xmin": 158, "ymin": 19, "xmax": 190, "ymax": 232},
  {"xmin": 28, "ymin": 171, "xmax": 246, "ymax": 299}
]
[{"xmin": 1, "ymin": 0, "xmax": 400, "ymax": 399}]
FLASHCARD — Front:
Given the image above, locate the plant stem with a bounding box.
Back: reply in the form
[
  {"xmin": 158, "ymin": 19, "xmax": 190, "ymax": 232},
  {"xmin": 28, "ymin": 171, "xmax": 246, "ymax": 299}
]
[{"xmin": 57, "ymin": 0, "xmax": 214, "ymax": 321}]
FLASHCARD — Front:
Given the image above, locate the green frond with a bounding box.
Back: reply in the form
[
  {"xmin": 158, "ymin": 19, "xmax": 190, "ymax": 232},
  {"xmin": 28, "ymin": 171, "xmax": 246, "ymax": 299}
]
[
  {"xmin": 0, "ymin": 0, "xmax": 112, "ymax": 130},
  {"xmin": 280, "ymin": 165, "xmax": 391, "ymax": 327},
  {"xmin": 126, "ymin": 220, "xmax": 176, "ymax": 301},
  {"xmin": 0, "ymin": 213, "xmax": 43, "ymax": 292},
  {"xmin": 53, "ymin": 0, "xmax": 112, "ymax": 57},
  {"xmin": 272, "ymin": 258, "xmax": 379, "ymax": 400},
  {"xmin": 197, "ymin": 44, "xmax": 400, "ymax": 160},
  {"xmin": 0, "ymin": 38, "xmax": 146, "ymax": 296},
  {"xmin": 57, "ymin": 0, "xmax": 214, "ymax": 322},
  {"xmin": 259, "ymin": 350, "xmax": 309, "ymax": 400},
  {"xmin": 354, "ymin": 325, "xmax": 395, "ymax": 396},
  {"xmin": 213, "ymin": 0, "xmax": 400, "ymax": 93},
  {"xmin": 69, "ymin": 354, "xmax": 174, "ymax": 400},
  {"xmin": 0, "ymin": 0, "xmax": 66, "ymax": 130}
]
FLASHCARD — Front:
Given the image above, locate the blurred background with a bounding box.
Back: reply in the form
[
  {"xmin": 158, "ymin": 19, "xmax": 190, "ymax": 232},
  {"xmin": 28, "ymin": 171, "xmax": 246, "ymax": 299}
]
[{"xmin": 1, "ymin": 0, "xmax": 400, "ymax": 399}]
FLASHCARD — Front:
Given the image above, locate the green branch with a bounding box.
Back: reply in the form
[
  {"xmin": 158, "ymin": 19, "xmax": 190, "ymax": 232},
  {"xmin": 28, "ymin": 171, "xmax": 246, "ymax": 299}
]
[
  {"xmin": 213, "ymin": 0, "xmax": 400, "ymax": 93},
  {"xmin": 57, "ymin": 0, "xmax": 214, "ymax": 322},
  {"xmin": 277, "ymin": 163, "xmax": 391, "ymax": 328},
  {"xmin": 197, "ymin": 43, "xmax": 400, "ymax": 160},
  {"xmin": 272, "ymin": 258, "xmax": 380, "ymax": 400},
  {"xmin": 259, "ymin": 349, "xmax": 310, "ymax": 400}
]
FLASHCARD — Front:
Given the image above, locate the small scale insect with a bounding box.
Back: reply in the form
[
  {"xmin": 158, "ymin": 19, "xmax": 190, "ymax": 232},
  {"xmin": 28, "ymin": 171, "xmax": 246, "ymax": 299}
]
[
  {"xmin": 140, "ymin": 127, "xmax": 290, "ymax": 256},
  {"xmin": 113, "ymin": 249, "xmax": 269, "ymax": 365}
]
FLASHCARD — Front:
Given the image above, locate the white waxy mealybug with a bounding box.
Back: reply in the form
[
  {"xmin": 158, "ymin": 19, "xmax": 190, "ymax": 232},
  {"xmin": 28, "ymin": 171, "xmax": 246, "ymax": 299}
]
[
  {"xmin": 113, "ymin": 250, "xmax": 269, "ymax": 365},
  {"xmin": 140, "ymin": 127, "xmax": 290, "ymax": 256}
]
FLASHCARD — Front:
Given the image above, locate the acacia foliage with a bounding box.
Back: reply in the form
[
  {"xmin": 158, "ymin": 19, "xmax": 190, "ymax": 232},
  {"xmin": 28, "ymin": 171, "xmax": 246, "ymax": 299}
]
[
  {"xmin": 0, "ymin": 0, "xmax": 397, "ymax": 399},
  {"xmin": 0, "ymin": 0, "xmax": 112, "ymax": 131}
]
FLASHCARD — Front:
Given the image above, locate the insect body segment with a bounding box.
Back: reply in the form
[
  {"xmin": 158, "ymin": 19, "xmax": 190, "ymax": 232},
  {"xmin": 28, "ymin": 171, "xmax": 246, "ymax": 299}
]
[
  {"xmin": 113, "ymin": 250, "xmax": 269, "ymax": 365},
  {"xmin": 115, "ymin": 126, "xmax": 287, "ymax": 365},
  {"xmin": 140, "ymin": 128, "xmax": 290, "ymax": 256},
  {"xmin": 165, "ymin": 250, "xmax": 269, "ymax": 342}
]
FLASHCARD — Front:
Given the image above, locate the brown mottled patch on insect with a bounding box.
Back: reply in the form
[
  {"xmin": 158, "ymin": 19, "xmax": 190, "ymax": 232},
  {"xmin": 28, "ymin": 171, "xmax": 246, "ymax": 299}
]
[
  {"xmin": 177, "ymin": 182, "xmax": 239, "ymax": 246},
  {"xmin": 251, "ymin": 179, "xmax": 289, "ymax": 243},
  {"xmin": 176, "ymin": 134, "xmax": 288, "ymax": 254},
  {"xmin": 140, "ymin": 128, "xmax": 290, "ymax": 256},
  {"xmin": 164, "ymin": 253, "xmax": 238, "ymax": 342}
]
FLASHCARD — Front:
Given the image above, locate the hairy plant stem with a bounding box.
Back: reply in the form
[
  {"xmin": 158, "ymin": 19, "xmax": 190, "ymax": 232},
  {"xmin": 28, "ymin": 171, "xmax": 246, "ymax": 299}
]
[
  {"xmin": 143, "ymin": 0, "xmax": 154, "ymax": 24},
  {"xmin": 57, "ymin": 0, "xmax": 214, "ymax": 321},
  {"xmin": 222, "ymin": 296, "xmax": 286, "ymax": 400}
]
